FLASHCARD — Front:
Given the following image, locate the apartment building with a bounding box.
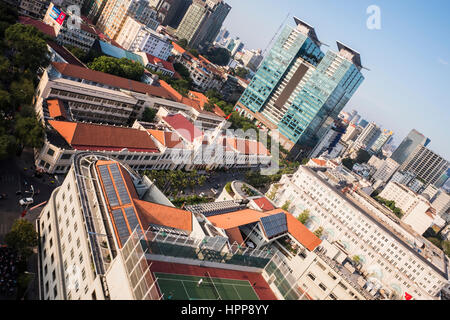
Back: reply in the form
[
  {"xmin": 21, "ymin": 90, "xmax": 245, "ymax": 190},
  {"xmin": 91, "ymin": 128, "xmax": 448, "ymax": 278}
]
[
  {"xmin": 43, "ymin": 3, "xmax": 98, "ymax": 52},
  {"xmin": 431, "ymin": 190, "xmax": 450, "ymax": 221},
  {"xmin": 96, "ymin": 0, "xmax": 159, "ymax": 40},
  {"xmin": 267, "ymin": 165, "xmax": 449, "ymax": 299},
  {"xmin": 136, "ymin": 52, "xmax": 175, "ymax": 77},
  {"xmin": 116, "ymin": 16, "xmax": 173, "ymax": 60},
  {"xmin": 372, "ymin": 158, "xmax": 400, "ymax": 183},
  {"xmin": 17, "ymin": 0, "xmax": 51, "ymax": 18}
]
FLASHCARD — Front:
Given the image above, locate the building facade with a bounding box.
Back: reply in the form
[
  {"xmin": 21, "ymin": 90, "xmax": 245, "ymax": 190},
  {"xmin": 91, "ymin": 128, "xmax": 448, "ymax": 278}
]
[
  {"xmin": 235, "ymin": 18, "xmax": 364, "ymax": 160},
  {"xmin": 391, "ymin": 129, "xmax": 431, "ymax": 166}
]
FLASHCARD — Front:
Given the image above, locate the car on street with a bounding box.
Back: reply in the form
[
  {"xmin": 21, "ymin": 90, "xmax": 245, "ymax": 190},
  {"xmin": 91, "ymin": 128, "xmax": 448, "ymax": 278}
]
[
  {"xmin": 211, "ymin": 188, "xmax": 218, "ymax": 195},
  {"xmin": 199, "ymin": 192, "xmax": 206, "ymax": 197},
  {"xmin": 19, "ymin": 198, "xmax": 33, "ymax": 206}
]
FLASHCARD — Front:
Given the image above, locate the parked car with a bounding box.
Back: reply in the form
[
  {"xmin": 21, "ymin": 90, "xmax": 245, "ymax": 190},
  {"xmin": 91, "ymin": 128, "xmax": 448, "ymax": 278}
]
[
  {"xmin": 19, "ymin": 198, "xmax": 33, "ymax": 206},
  {"xmin": 211, "ymin": 188, "xmax": 218, "ymax": 195},
  {"xmin": 199, "ymin": 192, "xmax": 206, "ymax": 198}
]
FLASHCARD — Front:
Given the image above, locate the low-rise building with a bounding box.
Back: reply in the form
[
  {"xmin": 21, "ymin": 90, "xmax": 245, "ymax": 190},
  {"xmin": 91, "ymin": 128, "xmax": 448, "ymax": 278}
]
[{"xmin": 136, "ymin": 52, "xmax": 175, "ymax": 77}]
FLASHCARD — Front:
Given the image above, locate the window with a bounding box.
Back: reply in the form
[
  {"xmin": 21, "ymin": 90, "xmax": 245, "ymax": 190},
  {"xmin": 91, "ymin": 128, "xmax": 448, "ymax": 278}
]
[
  {"xmin": 307, "ymin": 273, "xmax": 316, "ymax": 281},
  {"xmin": 47, "ymin": 148, "xmax": 55, "ymax": 156},
  {"xmin": 319, "ymin": 283, "xmax": 327, "ymax": 291}
]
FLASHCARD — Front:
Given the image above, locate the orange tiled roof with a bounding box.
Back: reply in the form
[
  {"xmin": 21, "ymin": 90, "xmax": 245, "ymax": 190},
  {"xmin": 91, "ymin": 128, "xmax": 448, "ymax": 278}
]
[
  {"xmin": 47, "ymin": 99, "xmax": 67, "ymax": 119},
  {"xmin": 133, "ymin": 199, "xmax": 193, "ymax": 232},
  {"xmin": 51, "ymin": 62, "xmax": 176, "ymax": 100},
  {"xmin": 311, "ymin": 158, "xmax": 327, "ymax": 167},
  {"xmin": 162, "ymin": 113, "xmax": 202, "ymax": 143},
  {"xmin": 285, "ymin": 213, "xmax": 322, "ymax": 251},
  {"xmin": 147, "ymin": 129, "xmax": 185, "ymax": 149},
  {"xmin": 171, "ymin": 41, "xmax": 186, "ymax": 55},
  {"xmin": 207, "ymin": 208, "xmax": 321, "ymax": 251},
  {"xmin": 227, "ymin": 138, "xmax": 270, "ymax": 156},
  {"xmin": 207, "ymin": 208, "xmax": 278, "ymax": 230},
  {"xmin": 48, "ymin": 120, "xmax": 160, "ymax": 152}
]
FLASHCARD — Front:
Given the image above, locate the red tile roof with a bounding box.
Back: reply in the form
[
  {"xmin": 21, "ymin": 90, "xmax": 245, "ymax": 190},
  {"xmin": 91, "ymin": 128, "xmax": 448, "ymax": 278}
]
[
  {"xmin": 162, "ymin": 113, "xmax": 202, "ymax": 143},
  {"xmin": 145, "ymin": 53, "xmax": 175, "ymax": 72},
  {"xmin": 253, "ymin": 197, "xmax": 275, "ymax": 212},
  {"xmin": 51, "ymin": 62, "xmax": 176, "ymax": 100},
  {"xmin": 133, "ymin": 199, "xmax": 193, "ymax": 232},
  {"xmin": 48, "ymin": 120, "xmax": 160, "ymax": 152},
  {"xmin": 225, "ymin": 227, "xmax": 245, "ymax": 245},
  {"xmin": 19, "ymin": 16, "xmax": 56, "ymax": 38},
  {"xmin": 311, "ymin": 158, "xmax": 327, "ymax": 167},
  {"xmin": 46, "ymin": 41, "xmax": 86, "ymax": 68}
]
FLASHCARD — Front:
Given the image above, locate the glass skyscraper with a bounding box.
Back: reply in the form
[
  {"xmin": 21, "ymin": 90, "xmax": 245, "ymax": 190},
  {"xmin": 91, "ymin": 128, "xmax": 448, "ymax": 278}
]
[
  {"xmin": 235, "ymin": 17, "xmax": 365, "ymax": 160},
  {"xmin": 390, "ymin": 129, "xmax": 431, "ymax": 165}
]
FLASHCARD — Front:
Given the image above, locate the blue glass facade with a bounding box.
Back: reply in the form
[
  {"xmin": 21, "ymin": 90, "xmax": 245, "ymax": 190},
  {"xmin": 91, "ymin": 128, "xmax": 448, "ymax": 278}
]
[
  {"xmin": 237, "ymin": 25, "xmax": 324, "ymax": 114},
  {"xmin": 236, "ymin": 22, "xmax": 364, "ymax": 156}
]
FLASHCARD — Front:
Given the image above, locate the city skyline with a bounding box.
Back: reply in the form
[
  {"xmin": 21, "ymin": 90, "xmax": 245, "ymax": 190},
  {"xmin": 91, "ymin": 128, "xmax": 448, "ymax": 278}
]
[{"xmin": 222, "ymin": 0, "xmax": 450, "ymax": 160}]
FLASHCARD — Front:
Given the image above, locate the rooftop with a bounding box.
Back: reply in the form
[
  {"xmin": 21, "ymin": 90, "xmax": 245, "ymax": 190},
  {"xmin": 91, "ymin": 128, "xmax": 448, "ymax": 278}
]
[
  {"xmin": 48, "ymin": 120, "xmax": 160, "ymax": 152},
  {"xmin": 51, "ymin": 62, "xmax": 175, "ymax": 100},
  {"xmin": 162, "ymin": 113, "xmax": 202, "ymax": 143},
  {"xmin": 253, "ymin": 197, "xmax": 276, "ymax": 212},
  {"xmin": 19, "ymin": 16, "xmax": 56, "ymax": 38},
  {"xmin": 144, "ymin": 53, "xmax": 175, "ymax": 72},
  {"xmin": 147, "ymin": 129, "xmax": 185, "ymax": 149}
]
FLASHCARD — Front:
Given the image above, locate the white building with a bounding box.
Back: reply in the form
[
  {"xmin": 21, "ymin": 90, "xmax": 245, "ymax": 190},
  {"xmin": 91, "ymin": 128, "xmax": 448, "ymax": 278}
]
[
  {"xmin": 240, "ymin": 49, "xmax": 264, "ymax": 71},
  {"xmin": 379, "ymin": 182, "xmax": 435, "ymax": 235},
  {"xmin": 267, "ymin": 166, "xmax": 449, "ymax": 300},
  {"xmin": 116, "ymin": 17, "xmax": 173, "ymax": 60}
]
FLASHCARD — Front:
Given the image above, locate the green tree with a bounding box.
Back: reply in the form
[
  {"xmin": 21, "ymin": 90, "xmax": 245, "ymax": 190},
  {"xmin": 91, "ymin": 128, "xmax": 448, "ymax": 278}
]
[
  {"xmin": 342, "ymin": 158, "xmax": 354, "ymax": 170},
  {"xmin": 141, "ymin": 107, "xmax": 157, "ymax": 123},
  {"xmin": 203, "ymin": 47, "xmax": 231, "ymax": 66},
  {"xmin": 66, "ymin": 45, "xmax": 86, "ymax": 62},
  {"xmin": 297, "ymin": 210, "xmax": 310, "ymax": 225},
  {"xmin": 15, "ymin": 116, "xmax": 45, "ymax": 149},
  {"xmin": 352, "ymin": 255, "xmax": 362, "ymax": 265},
  {"xmin": 0, "ymin": 134, "xmax": 16, "ymax": 160},
  {"xmin": 173, "ymin": 62, "xmax": 190, "ymax": 79},
  {"xmin": 4, "ymin": 23, "xmax": 51, "ymax": 74},
  {"xmin": 88, "ymin": 56, "xmax": 144, "ymax": 81},
  {"xmin": 176, "ymin": 39, "xmax": 188, "ymax": 49},
  {"xmin": 442, "ymin": 241, "xmax": 450, "ymax": 257},
  {"xmin": 427, "ymin": 237, "xmax": 442, "ymax": 249},
  {"xmin": 313, "ymin": 227, "xmax": 324, "ymax": 238},
  {"xmin": 188, "ymin": 48, "xmax": 199, "ymax": 57},
  {"xmin": 281, "ymin": 200, "xmax": 291, "ymax": 211},
  {"xmin": 10, "ymin": 77, "xmax": 35, "ymax": 107},
  {"xmin": 234, "ymin": 67, "xmax": 249, "ymax": 79},
  {"xmin": 5, "ymin": 219, "xmax": 38, "ymax": 258},
  {"xmin": 355, "ymin": 149, "xmax": 371, "ymax": 164}
]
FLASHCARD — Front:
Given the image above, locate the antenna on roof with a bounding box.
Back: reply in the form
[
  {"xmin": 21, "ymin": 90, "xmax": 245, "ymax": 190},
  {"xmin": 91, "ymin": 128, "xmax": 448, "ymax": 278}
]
[{"xmin": 263, "ymin": 12, "xmax": 291, "ymax": 57}]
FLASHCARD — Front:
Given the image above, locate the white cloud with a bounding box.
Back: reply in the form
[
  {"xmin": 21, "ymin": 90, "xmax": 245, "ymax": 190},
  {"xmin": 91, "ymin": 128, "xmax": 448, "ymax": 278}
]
[{"xmin": 437, "ymin": 58, "xmax": 449, "ymax": 66}]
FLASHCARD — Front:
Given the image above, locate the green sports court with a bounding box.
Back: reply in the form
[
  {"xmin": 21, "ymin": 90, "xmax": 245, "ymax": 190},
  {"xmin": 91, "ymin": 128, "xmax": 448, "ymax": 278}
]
[{"xmin": 154, "ymin": 272, "xmax": 260, "ymax": 300}]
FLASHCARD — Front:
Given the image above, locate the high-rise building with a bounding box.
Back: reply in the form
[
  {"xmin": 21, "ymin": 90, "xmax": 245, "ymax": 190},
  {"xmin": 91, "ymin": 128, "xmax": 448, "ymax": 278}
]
[
  {"xmin": 434, "ymin": 172, "xmax": 449, "ymax": 189},
  {"xmin": 175, "ymin": 0, "xmax": 231, "ymax": 49},
  {"xmin": 391, "ymin": 129, "xmax": 431, "ymax": 165},
  {"xmin": 370, "ymin": 129, "xmax": 393, "ymax": 154},
  {"xmin": 400, "ymin": 145, "xmax": 448, "ymax": 187},
  {"xmin": 353, "ymin": 122, "xmax": 381, "ymax": 150},
  {"xmin": 431, "ymin": 190, "xmax": 450, "ymax": 221},
  {"xmin": 241, "ymin": 49, "xmax": 264, "ymax": 72},
  {"xmin": 372, "ymin": 158, "xmax": 400, "ymax": 183},
  {"xmin": 149, "ymin": 0, "xmax": 190, "ymax": 27},
  {"xmin": 96, "ymin": 0, "xmax": 159, "ymax": 40},
  {"xmin": 341, "ymin": 124, "xmax": 362, "ymax": 143},
  {"xmin": 235, "ymin": 17, "xmax": 365, "ymax": 160},
  {"xmin": 116, "ymin": 16, "xmax": 173, "ymax": 60},
  {"xmin": 358, "ymin": 119, "xmax": 369, "ymax": 128}
]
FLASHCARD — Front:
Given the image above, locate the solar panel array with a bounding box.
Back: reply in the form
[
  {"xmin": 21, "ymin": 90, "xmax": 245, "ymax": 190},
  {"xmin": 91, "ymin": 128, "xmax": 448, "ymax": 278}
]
[
  {"xmin": 112, "ymin": 209, "xmax": 130, "ymax": 245},
  {"xmin": 260, "ymin": 213, "xmax": 288, "ymax": 239},
  {"xmin": 124, "ymin": 206, "xmax": 141, "ymax": 233},
  {"xmin": 98, "ymin": 162, "xmax": 143, "ymax": 247},
  {"xmin": 98, "ymin": 165, "xmax": 119, "ymax": 207},
  {"xmin": 109, "ymin": 163, "xmax": 131, "ymax": 205}
]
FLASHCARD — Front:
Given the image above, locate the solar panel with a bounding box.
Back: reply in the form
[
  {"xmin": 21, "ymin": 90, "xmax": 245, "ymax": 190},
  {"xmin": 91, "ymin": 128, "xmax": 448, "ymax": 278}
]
[
  {"xmin": 123, "ymin": 206, "xmax": 141, "ymax": 233},
  {"xmin": 260, "ymin": 213, "xmax": 288, "ymax": 239},
  {"xmin": 98, "ymin": 165, "xmax": 119, "ymax": 207},
  {"xmin": 112, "ymin": 208, "xmax": 130, "ymax": 245},
  {"xmin": 108, "ymin": 163, "xmax": 131, "ymax": 205}
]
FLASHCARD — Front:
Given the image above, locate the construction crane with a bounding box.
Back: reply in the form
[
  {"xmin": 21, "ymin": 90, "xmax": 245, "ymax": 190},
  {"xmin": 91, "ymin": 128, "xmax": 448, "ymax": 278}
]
[{"xmin": 262, "ymin": 12, "xmax": 291, "ymax": 57}]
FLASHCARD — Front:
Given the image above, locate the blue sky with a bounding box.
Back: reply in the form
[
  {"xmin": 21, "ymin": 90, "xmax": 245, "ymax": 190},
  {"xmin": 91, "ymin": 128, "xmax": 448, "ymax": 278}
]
[{"xmin": 222, "ymin": 0, "xmax": 450, "ymax": 160}]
